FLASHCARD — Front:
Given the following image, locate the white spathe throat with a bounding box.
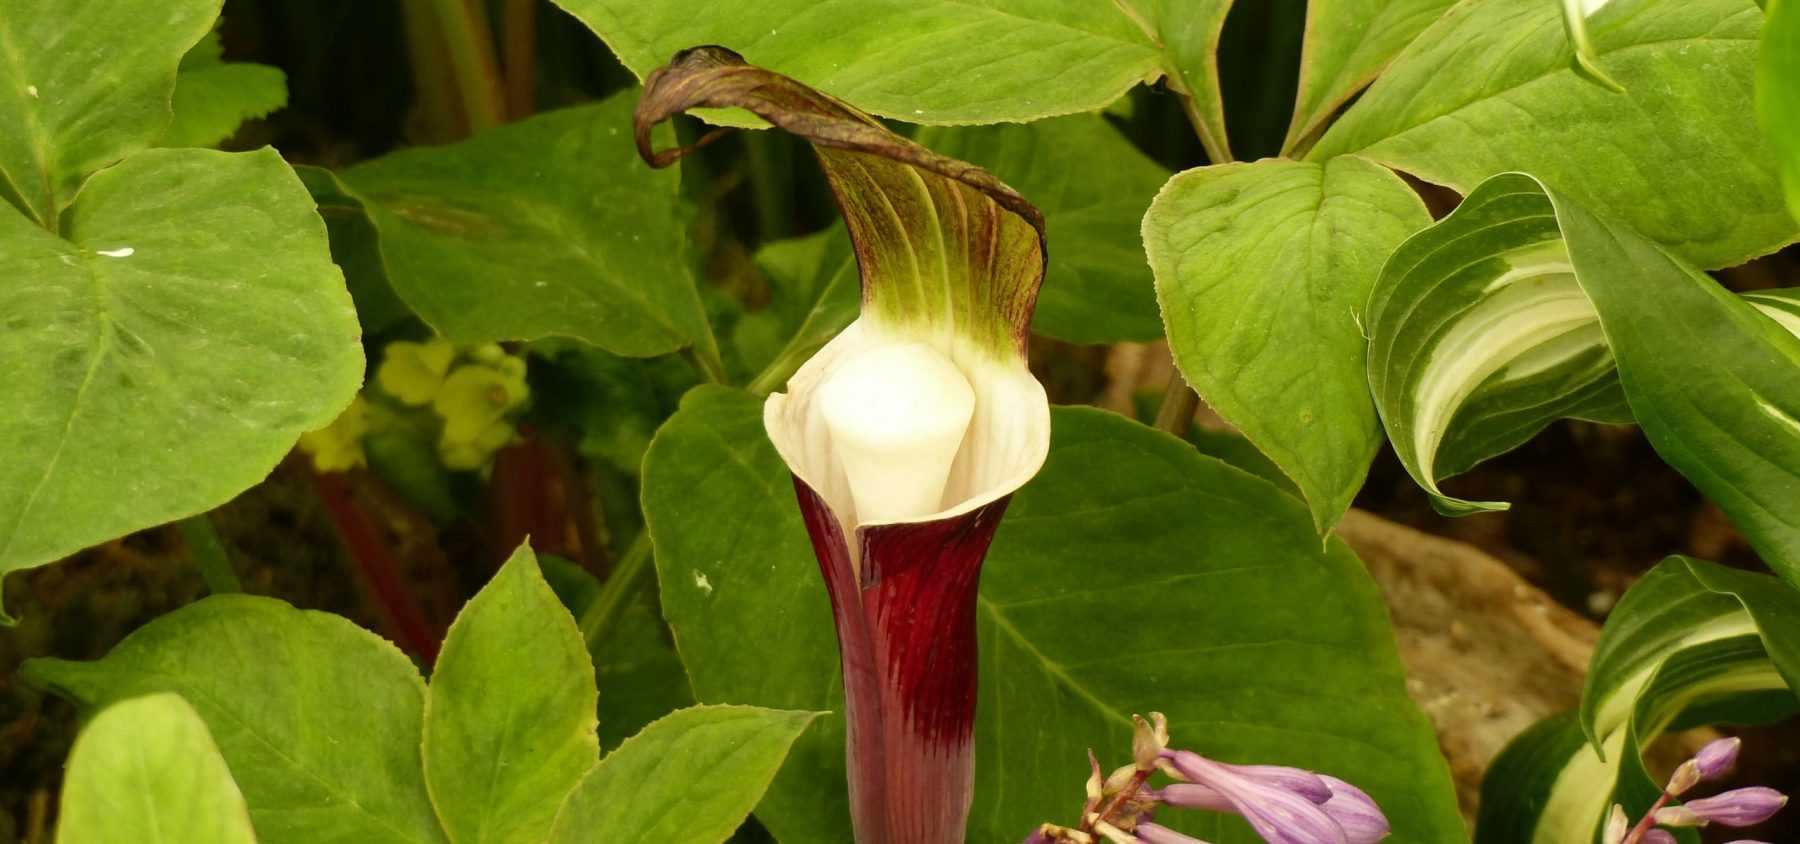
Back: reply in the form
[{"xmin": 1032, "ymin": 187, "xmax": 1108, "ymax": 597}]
[
  {"xmin": 817, "ymin": 340, "xmax": 976, "ymax": 524},
  {"xmin": 764, "ymin": 317, "xmax": 1051, "ymax": 538}
]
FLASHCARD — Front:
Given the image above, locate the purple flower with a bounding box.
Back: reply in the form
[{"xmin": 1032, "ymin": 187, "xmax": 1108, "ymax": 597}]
[
  {"xmin": 1656, "ymin": 786, "xmax": 1788, "ymax": 827},
  {"xmin": 1135, "ymin": 822, "xmax": 1210, "ymax": 844},
  {"xmin": 1695, "ymin": 737, "xmax": 1742, "ymax": 780},
  {"xmin": 1318, "ymin": 776, "xmax": 1391, "ymax": 844},
  {"xmin": 1156, "ymin": 750, "xmax": 1348, "ymax": 844},
  {"xmin": 1639, "ymin": 830, "xmax": 1675, "ymax": 844}
]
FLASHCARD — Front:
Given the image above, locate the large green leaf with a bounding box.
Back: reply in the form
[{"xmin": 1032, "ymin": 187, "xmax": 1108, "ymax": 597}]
[
  {"xmin": 1284, "ymin": 0, "xmax": 1458, "ymax": 153},
  {"xmin": 0, "ymin": 0, "xmax": 219, "ymax": 225},
  {"xmin": 744, "ymin": 223, "xmax": 858, "ymax": 392},
  {"xmin": 1762, "ymin": 0, "xmax": 1800, "ymax": 219},
  {"xmin": 546, "ymin": 705, "xmax": 818, "ymax": 844},
  {"xmin": 338, "ymin": 93, "xmax": 714, "ymax": 359},
  {"xmin": 1143, "ymin": 156, "xmax": 1430, "ymax": 533},
  {"xmin": 57, "ymin": 693, "xmax": 257, "ymax": 844},
  {"xmin": 424, "ymin": 544, "xmax": 598, "ymax": 844},
  {"xmin": 1310, "ymin": 0, "xmax": 1794, "ymax": 269},
  {"xmin": 161, "ymin": 30, "xmax": 288, "ymax": 149},
  {"xmin": 24, "ymin": 597, "xmax": 448, "ymax": 844},
  {"xmin": 918, "ymin": 114, "xmax": 1171, "ymax": 344},
  {"xmin": 549, "ymin": 0, "xmax": 1162, "ymax": 126},
  {"xmin": 643, "ymin": 386, "xmax": 1466, "ymax": 843},
  {"xmin": 0, "ymin": 148, "xmax": 363, "ymax": 609},
  {"xmin": 1367, "ymin": 173, "xmax": 1800, "ymax": 586},
  {"xmin": 1475, "ymin": 557, "xmax": 1800, "ymax": 843},
  {"xmin": 1116, "ymin": 0, "xmax": 1235, "ymax": 159}
]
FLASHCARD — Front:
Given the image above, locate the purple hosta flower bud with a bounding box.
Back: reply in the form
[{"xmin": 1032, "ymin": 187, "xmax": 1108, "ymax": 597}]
[
  {"xmin": 1156, "ymin": 751, "xmax": 1348, "ymax": 844},
  {"xmin": 1694, "ymin": 737, "xmax": 1743, "ymax": 780},
  {"xmin": 1134, "ymin": 713, "xmax": 1170, "ymax": 770},
  {"xmin": 1602, "ymin": 804, "xmax": 1629, "ymax": 844},
  {"xmin": 1135, "ymin": 822, "xmax": 1212, "ymax": 844},
  {"xmin": 1022, "ymin": 827, "xmax": 1059, "ymax": 844},
  {"xmin": 1639, "ymin": 830, "xmax": 1676, "ymax": 844},
  {"xmin": 1318, "ymin": 776, "xmax": 1391, "ymax": 844},
  {"xmin": 1656, "ymin": 787, "xmax": 1788, "ymax": 827}
]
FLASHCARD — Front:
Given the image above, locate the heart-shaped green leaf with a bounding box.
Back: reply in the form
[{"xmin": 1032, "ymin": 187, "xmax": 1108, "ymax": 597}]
[
  {"xmin": 642, "ymin": 386, "xmax": 1466, "ymax": 843},
  {"xmin": 24, "ymin": 597, "xmax": 447, "ymax": 844},
  {"xmin": 548, "ymin": 0, "xmax": 1163, "ymax": 126},
  {"xmin": 161, "ymin": 30, "xmax": 288, "ymax": 149},
  {"xmin": 0, "ymin": 0, "xmax": 219, "ymax": 225},
  {"xmin": 424, "ymin": 544, "xmax": 598, "ymax": 844},
  {"xmin": 1144, "ymin": 156, "xmax": 1430, "ymax": 533},
  {"xmin": 0, "ymin": 147, "xmax": 363, "ymax": 608},
  {"xmin": 1475, "ymin": 556, "xmax": 1800, "ymax": 843},
  {"xmin": 1366, "ymin": 172, "xmax": 1800, "ymax": 587},
  {"xmin": 56, "ymin": 692, "xmax": 257, "ymax": 844},
  {"xmin": 338, "ymin": 93, "xmax": 714, "ymax": 360},
  {"xmin": 1311, "ymin": 0, "xmax": 1793, "ymax": 269},
  {"xmin": 547, "ymin": 705, "xmax": 818, "ymax": 844}
]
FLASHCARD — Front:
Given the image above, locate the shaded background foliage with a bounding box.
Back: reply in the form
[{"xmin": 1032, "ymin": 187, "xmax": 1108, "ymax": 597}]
[{"xmin": 1, "ymin": 0, "xmax": 1798, "ymax": 842}]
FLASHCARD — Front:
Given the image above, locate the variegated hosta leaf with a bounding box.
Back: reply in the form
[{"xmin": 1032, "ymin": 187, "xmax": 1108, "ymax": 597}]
[
  {"xmin": 1475, "ymin": 557, "xmax": 1800, "ymax": 844},
  {"xmin": 1366, "ymin": 173, "xmax": 1800, "ymax": 587}
]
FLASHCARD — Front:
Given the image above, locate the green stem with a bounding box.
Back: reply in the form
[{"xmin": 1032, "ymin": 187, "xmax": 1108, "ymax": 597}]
[
  {"xmin": 744, "ymin": 131, "xmax": 795, "ymax": 242},
  {"xmin": 683, "ymin": 340, "xmax": 729, "ymax": 385},
  {"xmin": 431, "ymin": 0, "xmax": 507, "ymax": 132},
  {"xmin": 1153, "ymin": 369, "xmax": 1200, "ymax": 437},
  {"xmin": 178, "ymin": 514, "xmax": 242, "ymax": 594},
  {"xmin": 579, "ymin": 532, "xmax": 653, "ymax": 650}
]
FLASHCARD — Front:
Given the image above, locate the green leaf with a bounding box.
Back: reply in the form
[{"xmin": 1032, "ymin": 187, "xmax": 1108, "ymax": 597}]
[
  {"xmin": 1144, "ymin": 156, "xmax": 1430, "ymax": 533},
  {"xmin": 744, "ymin": 223, "xmax": 858, "ymax": 392},
  {"xmin": 550, "ymin": 0, "xmax": 1161, "ymax": 126},
  {"xmin": 539, "ymin": 555, "xmax": 696, "ymax": 751},
  {"xmin": 1116, "ymin": 0, "xmax": 1235, "ymax": 159},
  {"xmin": 0, "ymin": 0, "xmax": 219, "ymax": 225},
  {"xmin": 1761, "ymin": 0, "xmax": 1800, "ymax": 219},
  {"xmin": 23, "ymin": 596, "xmax": 448, "ymax": 844},
  {"xmin": 295, "ymin": 164, "xmax": 412, "ymax": 335},
  {"xmin": 1474, "ymin": 557, "xmax": 1800, "ymax": 843},
  {"xmin": 0, "ymin": 148, "xmax": 364, "ymax": 609},
  {"xmin": 918, "ymin": 114, "xmax": 1172, "ymax": 344},
  {"xmin": 643, "ymin": 386, "xmax": 1466, "ymax": 843},
  {"xmin": 1284, "ymin": 0, "xmax": 1458, "ymax": 154},
  {"xmin": 161, "ymin": 30, "xmax": 288, "ymax": 149},
  {"xmin": 56, "ymin": 693, "xmax": 257, "ymax": 844},
  {"xmin": 546, "ymin": 705, "xmax": 819, "ymax": 844},
  {"xmin": 1310, "ymin": 0, "xmax": 1794, "ymax": 269},
  {"xmin": 1367, "ymin": 173, "xmax": 1800, "ymax": 589},
  {"xmin": 338, "ymin": 93, "xmax": 714, "ymax": 358},
  {"xmin": 424, "ymin": 544, "xmax": 598, "ymax": 844}
]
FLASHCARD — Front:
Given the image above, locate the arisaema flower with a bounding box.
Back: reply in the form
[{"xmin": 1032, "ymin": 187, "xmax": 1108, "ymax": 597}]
[{"xmin": 636, "ymin": 47, "xmax": 1051, "ymax": 844}]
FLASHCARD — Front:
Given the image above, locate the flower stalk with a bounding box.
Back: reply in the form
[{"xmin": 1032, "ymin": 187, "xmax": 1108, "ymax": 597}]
[{"xmin": 635, "ymin": 46, "xmax": 1051, "ymax": 844}]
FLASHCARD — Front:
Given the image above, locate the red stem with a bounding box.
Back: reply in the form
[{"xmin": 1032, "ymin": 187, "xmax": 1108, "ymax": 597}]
[
  {"xmin": 1622, "ymin": 791, "xmax": 1674, "ymax": 844},
  {"xmin": 311, "ymin": 468, "xmax": 441, "ymax": 664}
]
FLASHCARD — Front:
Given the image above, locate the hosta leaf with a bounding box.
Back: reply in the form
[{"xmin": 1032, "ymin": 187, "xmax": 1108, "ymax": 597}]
[
  {"xmin": 23, "ymin": 596, "xmax": 448, "ymax": 844},
  {"xmin": 162, "ymin": 30, "xmax": 288, "ymax": 149},
  {"xmin": 1762, "ymin": 0, "xmax": 1800, "ymax": 219},
  {"xmin": 0, "ymin": 0, "xmax": 218, "ymax": 225},
  {"xmin": 546, "ymin": 705, "xmax": 818, "ymax": 844},
  {"xmin": 1144, "ymin": 156, "xmax": 1430, "ymax": 534},
  {"xmin": 338, "ymin": 92, "xmax": 714, "ymax": 358},
  {"xmin": 1367, "ymin": 173, "xmax": 1800, "ymax": 587},
  {"xmin": 0, "ymin": 148, "xmax": 363, "ymax": 610},
  {"xmin": 1310, "ymin": 0, "xmax": 1794, "ymax": 269},
  {"xmin": 1116, "ymin": 0, "xmax": 1235, "ymax": 159},
  {"xmin": 548, "ymin": 0, "xmax": 1162, "ymax": 126},
  {"xmin": 642, "ymin": 386, "xmax": 1466, "ymax": 843},
  {"xmin": 424, "ymin": 544, "xmax": 598, "ymax": 844},
  {"xmin": 918, "ymin": 114, "xmax": 1171, "ymax": 344},
  {"xmin": 1285, "ymin": 0, "xmax": 1458, "ymax": 154},
  {"xmin": 57, "ymin": 693, "xmax": 257, "ymax": 844},
  {"xmin": 1475, "ymin": 557, "xmax": 1800, "ymax": 844}
]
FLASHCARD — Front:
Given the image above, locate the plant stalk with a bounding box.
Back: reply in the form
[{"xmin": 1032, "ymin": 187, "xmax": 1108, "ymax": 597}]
[
  {"xmin": 499, "ymin": 0, "xmax": 537, "ymax": 118},
  {"xmin": 311, "ymin": 469, "xmax": 441, "ymax": 663},
  {"xmin": 177, "ymin": 514, "xmax": 242, "ymax": 594},
  {"xmin": 578, "ymin": 531, "xmax": 653, "ymax": 649},
  {"xmin": 1153, "ymin": 370, "xmax": 1201, "ymax": 437},
  {"xmin": 430, "ymin": 0, "xmax": 507, "ymax": 132}
]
